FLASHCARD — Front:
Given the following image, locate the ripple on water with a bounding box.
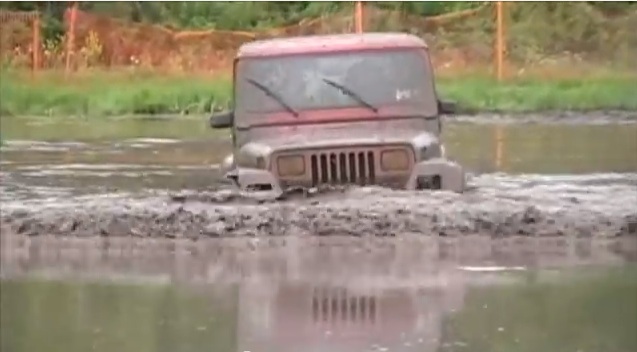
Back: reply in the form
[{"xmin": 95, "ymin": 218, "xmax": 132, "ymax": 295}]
[{"xmin": 1, "ymin": 140, "xmax": 88, "ymax": 152}]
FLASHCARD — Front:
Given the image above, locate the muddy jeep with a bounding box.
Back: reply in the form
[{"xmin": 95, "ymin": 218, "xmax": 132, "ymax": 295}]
[{"xmin": 210, "ymin": 33, "xmax": 466, "ymax": 197}]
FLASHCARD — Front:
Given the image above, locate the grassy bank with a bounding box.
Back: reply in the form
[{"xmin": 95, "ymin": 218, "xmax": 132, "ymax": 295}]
[{"xmin": 1, "ymin": 69, "xmax": 636, "ymax": 118}]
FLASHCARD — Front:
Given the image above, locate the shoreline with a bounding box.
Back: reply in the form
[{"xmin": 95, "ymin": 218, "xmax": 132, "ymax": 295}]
[{"xmin": 2, "ymin": 110, "xmax": 636, "ymax": 126}]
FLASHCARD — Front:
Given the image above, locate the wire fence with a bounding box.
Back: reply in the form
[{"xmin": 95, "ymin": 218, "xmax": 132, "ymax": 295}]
[
  {"xmin": 0, "ymin": 10, "xmax": 41, "ymax": 71},
  {"xmin": 1, "ymin": 2, "xmax": 635, "ymax": 79}
]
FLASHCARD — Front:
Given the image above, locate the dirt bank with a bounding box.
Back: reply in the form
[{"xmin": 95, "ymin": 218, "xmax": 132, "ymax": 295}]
[{"xmin": 1, "ymin": 173, "xmax": 635, "ymax": 239}]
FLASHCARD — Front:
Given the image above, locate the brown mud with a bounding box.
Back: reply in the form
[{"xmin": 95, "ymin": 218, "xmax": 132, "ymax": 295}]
[
  {"xmin": 2, "ymin": 114, "xmax": 637, "ymax": 352},
  {"xmin": 1, "ymin": 114, "xmax": 636, "ymax": 239},
  {"xmin": 1, "ymin": 173, "xmax": 636, "ymax": 239}
]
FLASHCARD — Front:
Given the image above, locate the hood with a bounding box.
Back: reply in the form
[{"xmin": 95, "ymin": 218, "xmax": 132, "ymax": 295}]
[{"xmin": 238, "ymin": 119, "xmax": 440, "ymax": 160}]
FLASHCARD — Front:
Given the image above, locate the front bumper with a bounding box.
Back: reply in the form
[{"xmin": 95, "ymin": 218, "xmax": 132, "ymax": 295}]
[
  {"xmin": 229, "ymin": 157, "xmax": 466, "ymax": 196},
  {"xmin": 405, "ymin": 158, "xmax": 466, "ymax": 192}
]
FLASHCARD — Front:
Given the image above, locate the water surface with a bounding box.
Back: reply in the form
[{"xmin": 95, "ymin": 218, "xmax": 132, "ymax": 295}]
[
  {"xmin": 1, "ymin": 115, "xmax": 636, "ymax": 352},
  {"xmin": 1, "ymin": 238, "xmax": 636, "ymax": 352},
  {"xmin": 1, "ymin": 116, "xmax": 636, "ymax": 197}
]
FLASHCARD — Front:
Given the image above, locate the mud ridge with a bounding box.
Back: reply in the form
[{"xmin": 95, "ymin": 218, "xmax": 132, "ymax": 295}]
[{"xmin": 1, "ymin": 174, "xmax": 636, "ymax": 239}]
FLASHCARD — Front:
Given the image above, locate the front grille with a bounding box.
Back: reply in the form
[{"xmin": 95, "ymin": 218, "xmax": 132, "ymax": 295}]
[
  {"xmin": 310, "ymin": 150, "xmax": 376, "ymax": 186},
  {"xmin": 312, "ymin": 287, "xmax": 377, "ymax": 325}
]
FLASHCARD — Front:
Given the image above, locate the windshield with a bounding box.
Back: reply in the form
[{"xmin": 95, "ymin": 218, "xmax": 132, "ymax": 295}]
[{"xmin": 234, "ymin": 49, "xmax": 437, "ymax": 122}]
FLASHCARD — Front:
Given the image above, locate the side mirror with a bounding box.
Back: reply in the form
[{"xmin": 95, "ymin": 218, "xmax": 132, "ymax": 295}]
[
  {"xmin": 209, "ymin": 110, "xmax": 234, "ymax": 129},
  {"xmin": 438, "ymin": 100, "xmax": 457, "ymax": 115}
]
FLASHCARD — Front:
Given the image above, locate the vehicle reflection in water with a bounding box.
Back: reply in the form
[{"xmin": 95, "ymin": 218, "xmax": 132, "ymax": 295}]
[
  {"xmin": 236, "ymin": 279, "xmax": 465, "ymax": 352},
  {"xmin": 2, "ymin": 237, "xmax": 636, "ymax": 352}
]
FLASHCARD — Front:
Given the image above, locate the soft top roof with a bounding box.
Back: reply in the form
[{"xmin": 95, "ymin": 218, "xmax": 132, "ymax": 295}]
[{"xmin": 237, "ymin": 32, "xmax": 428, "ymax": 58}]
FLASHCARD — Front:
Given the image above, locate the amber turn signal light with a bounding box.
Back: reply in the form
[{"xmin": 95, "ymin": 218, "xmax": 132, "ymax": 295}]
[
  {"xmin": 277, "ymin": 155, "xmax": 305, "ymax": 176},
  {"xmin": 381, "ymin": 149, "xmax": 410, "ymax": 171}
]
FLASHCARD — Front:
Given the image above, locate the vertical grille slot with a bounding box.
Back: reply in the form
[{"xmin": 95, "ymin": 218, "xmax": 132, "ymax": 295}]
[
  {"xmin": 330, "ymin": 291, "xmax": 340, "ymax": 322},
  {"xmin": 340, "ymin": 288, "xmax": 348, "ymax": 320},
  {"xmin": 329, "ymin": 153, "xmax": 338, "ymax": 182},
  {"xmin": 339, "ymin": 153, "xmax": 348, "ymax": 183},
  {"xmin": 359, "ymin": 296, "xmax": 367, "ymax": 320},
  {"xmin": 349, "ymin": 296, "xmax": 357, "ymax": 321},
  {"xmin": 368, "ymin": 151, "xmax": 376, "ymax": 183},
  {"xmin": 312, "ymin": 290, "xmax": 319, "ymax": 321},
  {"xmin": 368, "ymin": 295, "xmax": 376, "ymax": 324},
  {"xmin": 357, "ymin": 152, "xmax": 366, "ymax": 184},
  {"xmin": 320, "ymin": 154, "xmax": 328, "ymax": 183},
  {"xmin": 348, "ymin": 152, "xmax": 357, "ymax": 183},
  {"xmin": 311, "ymin": 155, "xmax": 319, "ymax": 185},
  {"xmin": 322, "ymin": 292, "xmax": 329, "ymax": 322}
]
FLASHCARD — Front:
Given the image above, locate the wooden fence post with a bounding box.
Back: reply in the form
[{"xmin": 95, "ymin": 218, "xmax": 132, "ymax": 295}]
[
  {"xmin": 32, "ymin": 13, "xmax": 41, "ymax": 73},
  {"xmin": 65, "ymin": 2, "xmax": 78, "ymax": 77},
  {"xmin": 495, "ymin": 1, "xmax": 506, "ymax": 81},
  {"xmin": 355, "ymin": 1, "xmax": 364, "ymax": 33}
]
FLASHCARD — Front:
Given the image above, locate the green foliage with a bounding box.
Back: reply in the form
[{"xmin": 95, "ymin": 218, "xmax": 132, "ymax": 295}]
[
  {"xmin": 1, "ymin": 1, "xmax": 636, "ymax": 39},
  {"xmin": 374, "ymin": 1, "xmax": 483, "ymax": 16},
  {"xmin": 0, "ymin": 2, "xmax": 484, "ymax": 33},
  {"xmin": 1, "ymin": 1, "xmax": 628, "ymax": 34},
  {"xmin": 504, "ymin": 2, "xmax": 637, "ymax": 66},
  {"xmin": 2, "ymin": 2, "xmax": 636, "ymax": 117},
  {"xmin": 0, "ymin": 1, "xmax": 66, "ymax": 39},
  {"xmin": 2, "ymin": 1, "xmax": 636, "ymax": 69}
]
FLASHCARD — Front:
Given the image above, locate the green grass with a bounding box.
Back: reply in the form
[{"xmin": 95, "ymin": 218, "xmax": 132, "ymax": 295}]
[
  {"xmin": 438, "ymin": 74, "xmax": 637, "ymax": 113},
  {"xmin": 1, "ymin": 69, "xmax": 636, "ymax": 118},
  {"xmin": 0, "ymin": 70, "xmax": 233, "ymax": 118}
]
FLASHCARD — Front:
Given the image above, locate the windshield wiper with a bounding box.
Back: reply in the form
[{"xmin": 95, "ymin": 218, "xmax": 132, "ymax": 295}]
[
  {"xmin": 322, "ymin": 78, "xmax": 378, "ymax": 113},
  {"xmin": 245, "ymin": 77, "xmax": 299, "ymax": 117}
]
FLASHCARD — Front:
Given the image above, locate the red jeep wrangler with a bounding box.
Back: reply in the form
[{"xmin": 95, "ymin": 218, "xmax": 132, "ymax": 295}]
[{"xmin": 210, "ymin": 33, "xmax": 466, "ymax": 196}]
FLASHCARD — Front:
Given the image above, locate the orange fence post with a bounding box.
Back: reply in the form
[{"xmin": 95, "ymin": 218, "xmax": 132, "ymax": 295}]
[
  {"xmin": 65, "ymin": 2, "xmax": 78, "ymax": 77},
  {"xmin": 355, "ymin": 1, "xmax": 364, "ymax": 33},
  {"xmin": 495, "ymin": 1, "xmax": 505, "ymax": 81},
  {"xmin": 32, "ymin": 13, "xmax": 41, "ymax": 73}
]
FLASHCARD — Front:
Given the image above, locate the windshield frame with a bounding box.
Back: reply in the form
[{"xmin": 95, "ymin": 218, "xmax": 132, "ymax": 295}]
[{"xmin": 232, "ymin": 47, "xmax": 439, "ymax": 127}]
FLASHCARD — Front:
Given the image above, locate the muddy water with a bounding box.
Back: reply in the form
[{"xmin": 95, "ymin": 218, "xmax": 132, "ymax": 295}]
[
  {"xmin": 0, "ymin": 117, "xmax": 227, "ymax": 196},
  {"xmin": 1, "ymin": 236, "xmax": 637, "ymax": 352},
  {"xmin": 2, "ymin": 115, "xmax": 637, "ymax": 191},
  {"xmin": 1, "ymin": 114, "xmax": 637, "ymax": 351},
  {"xmin": 1, "ymin": 116, "xmax": 636, "ymax": 196},
  {"xmin": 1, "ymin": 115, "xmax": 636, "ymax": 238}
]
